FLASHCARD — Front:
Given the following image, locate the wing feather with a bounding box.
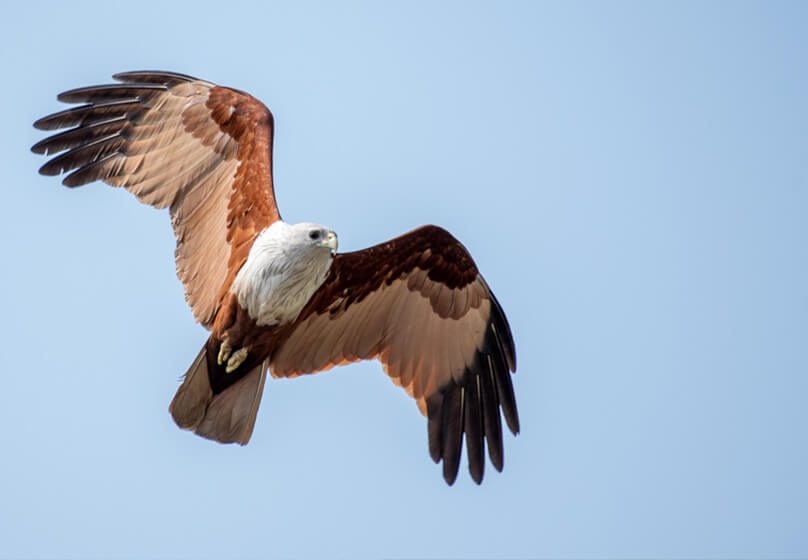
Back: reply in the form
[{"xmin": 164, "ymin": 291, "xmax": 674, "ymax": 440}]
[
  {"xmin": 56, "ymin": 83, "xmax": 168, "ymax": 103},
  {"xmin": 480, "ymin": 353, "xmax": 504, "ymax": 471},
  {"xmin": 32, "ymin": 71, "xmax": 281, "ymax": 327},
  {"xmin": 464, "ymin": 372, "xmax": 485, "ymax": 484},
  {"xmin": 33, "ymin": 99, "xmax": 142, "ymax": 131},
  {"xmin": 441, "ymin": 384, "xmax": 464, "ymax": 485},
  {"xmin": 270, "ymin": 225, "xmax": 518, "ymax": 484}
]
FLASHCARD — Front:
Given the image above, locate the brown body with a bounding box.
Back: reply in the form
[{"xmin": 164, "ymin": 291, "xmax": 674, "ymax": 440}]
[{"xmin": 32, "ymin": 71, "xmax": 519, "ymax": 485}]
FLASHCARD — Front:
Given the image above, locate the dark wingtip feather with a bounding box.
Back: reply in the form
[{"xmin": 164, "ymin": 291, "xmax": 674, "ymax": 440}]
[
  {"xmin": 61, "ymin": 151, "xmax": 121, "ymax": 187},
  {"xmin": 33, "ymin": 113, "xmax": 65, "ymax": 131},
  {"xmin": 112, "ymin": 70, "xmax": 199, "ymax": 85},
  {"xmin": 31, "ymin": 139, "xmax": 47, "ymax": 155},
  {"xmin": 442, "ymin": 462, "xmax": 459, "ymax": 486},
  {"xmin": 426, "ymin": 394, "xmax": 443, "ymax": 464},
  {"xmin": 487, "ymin": 325, "xmax": 520, "ymax": 436},
  {"xmin": 113, "ymin": 70, "xmax": 194, "ymax": 81},
  {"xmin": 57, "ymin": 83, "xmax": 166, "ymax": 103},
  {"xmin": 424, "ymin": 299, "xmax": 518, "ymax": 484},
  {"xmin": 33, "ymin": 99, "xmax": 141, "ymax": 132},
  {"xmin": 464, "ymin": 374, "xmax": 485, "ymax": 485},
  {"xmin": 489, "ymin": 289, "xmax": 516, "ymax": 372},
  {"xmin": 37, "ymin": 133, "xmax": 122, "ymax": 177},
  {"xmin": 31, "ymin": 116, "xmax": 127, "ymax": 156},
  {"xmin": 37, "ymin": 161, "xmax": 58, "ymax": 177},
  {"xmin": 441, "ymin": 387, "xmax": 464, "ymax": 486},
  {"xmin": 480, "ymin": 354, "xmax": 504, "ymax": 472}
]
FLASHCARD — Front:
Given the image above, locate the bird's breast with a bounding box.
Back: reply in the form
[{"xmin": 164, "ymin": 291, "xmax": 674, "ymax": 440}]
[{"xmin": 231, "ymin": 247, "xmax": 332, "ymax": 328}]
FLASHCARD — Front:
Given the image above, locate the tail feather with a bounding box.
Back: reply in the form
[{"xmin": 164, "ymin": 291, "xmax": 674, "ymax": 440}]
[
  {"xmin": 195, "ymin": 361, "xmax": 268, "ymax": 445},
  {"xmin": 168, "ymin": 347, "xmax": 211, "ymax": 430},
  {"xmin": 169, "ymin": 341, "xmax": 268, "ymax": 445}
]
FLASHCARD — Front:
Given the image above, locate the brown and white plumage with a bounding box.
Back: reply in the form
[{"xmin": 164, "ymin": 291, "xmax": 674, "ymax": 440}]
[
  {"xmin": 33, "ymin": 70, "xmax": 279, "ymax": 327},
  {"xmin": 32, "ymin": 71, "xmax": 519, "ymax": 485},
  {"xmin": 270, "ymin": 226, "xmax": 518, "ymax": 484}
]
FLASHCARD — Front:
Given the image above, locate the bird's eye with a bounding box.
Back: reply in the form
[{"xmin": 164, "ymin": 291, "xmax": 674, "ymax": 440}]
[{"xmin": 309, "ymin": 230, "xmax": 321, "ymax": 240}]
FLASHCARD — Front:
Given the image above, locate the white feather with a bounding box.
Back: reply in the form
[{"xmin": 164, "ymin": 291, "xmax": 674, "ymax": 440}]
[{"xmin": 231, "ymin": 221, "xmax": 336, "ymax": 327}]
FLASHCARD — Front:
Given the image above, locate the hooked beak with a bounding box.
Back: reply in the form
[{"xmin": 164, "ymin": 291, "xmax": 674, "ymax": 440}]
[{"xmin": 321, "ymin": 230, "xmax": 338, "ymax": 255}]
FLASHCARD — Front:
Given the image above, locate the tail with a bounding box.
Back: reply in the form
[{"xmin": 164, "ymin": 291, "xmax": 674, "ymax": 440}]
[{"xmin": 169, "ymin": 338, "xmax": 269, "ymax": 445}]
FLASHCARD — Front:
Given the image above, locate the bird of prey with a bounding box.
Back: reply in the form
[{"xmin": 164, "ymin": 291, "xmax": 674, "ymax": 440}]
[{"xmin": 31, "ymin": 71, "xmax": 518, "ymax": 485}]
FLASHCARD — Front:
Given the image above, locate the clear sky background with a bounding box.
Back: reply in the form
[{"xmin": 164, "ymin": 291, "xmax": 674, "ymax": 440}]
[{"xmin": 1, "ymin": 1, "xmax": 806, "ymax": 559}]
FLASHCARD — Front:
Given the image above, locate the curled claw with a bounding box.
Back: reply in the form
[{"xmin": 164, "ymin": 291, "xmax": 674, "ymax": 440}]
[
  {"xmin": 225, "ymin": 348, "xmax": 249, "ymax": 373},
  {"xmin": 217, "ymin": 339, "xmax": 232, "ymax": 365}
]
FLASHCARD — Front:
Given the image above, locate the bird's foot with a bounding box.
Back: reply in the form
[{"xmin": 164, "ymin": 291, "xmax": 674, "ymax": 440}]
[
  {"xmin": 225, "ymin": 348, "xmax": 249, "ymax": 373},
  {"xmin": 217, "ymin": 339, "xmax": 232, "ymax": 365}
]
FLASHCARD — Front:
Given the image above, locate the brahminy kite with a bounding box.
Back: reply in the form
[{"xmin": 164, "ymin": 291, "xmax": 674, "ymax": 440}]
[{"xmin": 31, "ymin": 71, "xmax": 518, "ymax": 485}]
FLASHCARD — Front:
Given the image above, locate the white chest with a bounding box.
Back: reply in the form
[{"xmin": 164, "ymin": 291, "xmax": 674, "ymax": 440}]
[{"xmin": 231, "ymin": 224, "xmax": 334, "ymax": 327}]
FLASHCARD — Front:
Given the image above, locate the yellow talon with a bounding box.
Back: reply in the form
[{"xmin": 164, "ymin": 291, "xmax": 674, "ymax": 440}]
[
  {"xmin": 225, "ymin": 348, "xmax": 248, "ymax": 373},
  {"xmin": 217, "ymin": 340, "xmax": 232, "ymax": 365}
]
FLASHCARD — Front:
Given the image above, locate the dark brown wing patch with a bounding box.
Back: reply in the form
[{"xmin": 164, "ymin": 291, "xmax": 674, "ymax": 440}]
[{"xmin": 298, "ymin": 225, "xmax": 479, "ymax": 319}]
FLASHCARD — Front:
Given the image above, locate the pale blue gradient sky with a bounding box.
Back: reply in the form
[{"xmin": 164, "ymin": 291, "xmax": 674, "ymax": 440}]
[{"xmin": 1, "ymin": 1, "xmax": 806, "ymax": 558}]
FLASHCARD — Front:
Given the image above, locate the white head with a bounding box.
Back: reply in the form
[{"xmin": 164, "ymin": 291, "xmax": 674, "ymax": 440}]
[
  {"xmin": 285, "ymin": 222, "xmax": 338, "ymax": 255},
  {"xmin": 254, "ymin": 221, "xmax": 338, "ymax": 258}
]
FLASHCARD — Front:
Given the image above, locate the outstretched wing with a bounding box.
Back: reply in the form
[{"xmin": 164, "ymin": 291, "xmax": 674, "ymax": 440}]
[
  {"xmin": 32, "ymin": 71, "xmax": 280, "ymax": 327},
  {"xmin": 270, "ymin": 225, "xmax": 518, "ymax": 485}
]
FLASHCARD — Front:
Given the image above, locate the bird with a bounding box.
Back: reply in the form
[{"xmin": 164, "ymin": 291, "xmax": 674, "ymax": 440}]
[{"xmin": 31, "ymin": 71, "xmax": 519, "ymax": 485}]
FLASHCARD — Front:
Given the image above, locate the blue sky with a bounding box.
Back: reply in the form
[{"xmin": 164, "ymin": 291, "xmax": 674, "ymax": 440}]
[{"xmin": 1, "ymin": 1, "xmax": 806, "ymax": 558}]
